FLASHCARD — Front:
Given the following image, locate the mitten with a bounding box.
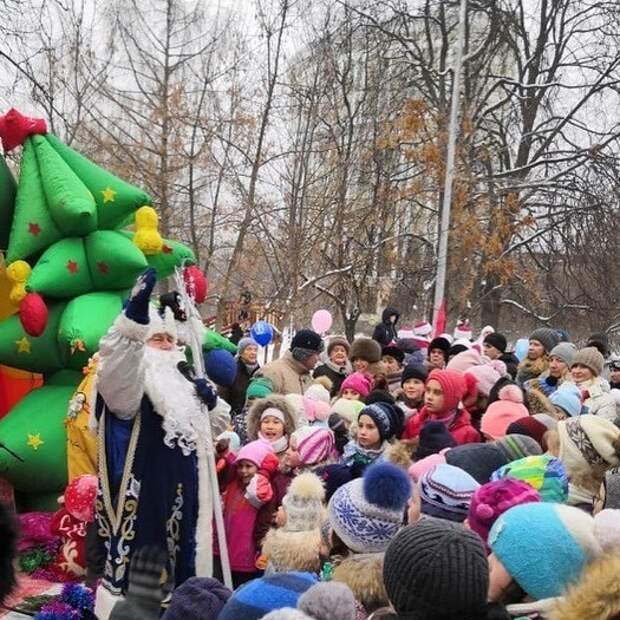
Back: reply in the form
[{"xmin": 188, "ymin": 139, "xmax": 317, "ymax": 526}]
[
  {"xmin": 193, "ymin": 378, "xmax": 217, "ymax": 411},
  {"xmin": 244, "ymin": 473, "xmax": 274, "ymax": 508},
  {"xmin": 257, "ymin": 452, "xmax": 280, "ymax": 480},
  {"xmin": 125, "ymin": 268, "xmax": 157, "ymax": 325}
]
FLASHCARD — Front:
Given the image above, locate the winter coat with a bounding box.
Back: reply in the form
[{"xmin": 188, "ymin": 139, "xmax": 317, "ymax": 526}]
[
  {"xmin": 246, "ymin": 395, "xmax": 299, "ymax": 442},
  {"xmin": 402, "ymin": 406, "xmax": 480, "ymax": 445},
  {"xmin": 516, "ymin": 356, "xmax": 549, "ymax": 387},
  {"xmin": 257, "ymin": 351, "xmax": 313, "ymax": 395},
  {"xmin": 262, "ymin": 528, "xmax": 322, "ymax": 574},
  {"xmin": 314, "ymin": 360, "xmax": 351, "ymax": 397},
  {"xmin": 372, "ymin": 307, "xmax": 400, "ymax": 347},
  {"xmin": 567, "ymin": 377, "xmax": 617, "ymax": 421},
  {"xmin": 524, "ymin": 371, "xmax": 564, "ymax": 397},
  {"xmin": 217, "ymin": 357, "xmax": 259, "ymax": 415}
]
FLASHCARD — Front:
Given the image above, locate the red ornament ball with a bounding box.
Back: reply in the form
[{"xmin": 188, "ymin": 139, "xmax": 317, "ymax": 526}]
[
  {"xmin": 19, "ymin": 292, "xmax": 48, "ymax": 336},
  {"xmin": 183, "ymin": 265, "xmax": 208, "ymax": 303}
]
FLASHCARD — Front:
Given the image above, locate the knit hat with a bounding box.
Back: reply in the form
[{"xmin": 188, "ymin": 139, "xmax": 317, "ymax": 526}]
[
  {"xmin": 428, "ymin": 337, "xmax": 451, "ymax": 354},
  {"xmin": 468, "ymin": 479, "xmax": 541, "ymax": 545},
  {"xmin": 298, "ymin": 582, "xmax": 357, "ymax": 620},
  {"xmin": 401, "ymin": 363, "xmax": 428, "ymax": 385},
  {"xmin": 328, "ymin": 462, "xmax": 411, "ymax": 553},
  {"xmin": 238, "ymin": 337, "xmax": 259, "ymax": 355},
  {"xmin": 304, "ymin": 381, "xmax": 331, "ymax": 405},
  {"xmin": 529, "ymin": 327, "xmax": 561, "ymax": 354},
  {"xmin": 235, "ymin": 439, "xmax": 273, "ymax": 468},
  {"xmin": 426, "ymin": 369, "xmax": 467, "ymax": 412},
  {"xmin": 484, "ymin": 332, "xmax": 507, "ymax": 353},
  {"xmin": 453, "ymin": 320, "xmax": 473, "ymax": 341},
  {"xmin": 533, "ymin": 413, "xmax": 558, "ymax": 431},
  {"xmin": 340, "ymin": 372, "xmax": 372, "ymax": 399},
  {"xmin": 445, "ymin": 443, "xmax": 508, "ymax": 485},
  {"xmin": 261, "ymin": 611, "xmax": 311, "ymax": 620},
  {"xmin": 382, "ymin": 345, "xmax": 404, "ymax": 365},
  {"xmin": 558, "ymin": 415, "xmax": 620, "ymax": 471},
  {"xmin": 291, "ymin": 426, "xmax": 336, "ymax": 466},
  {"xmin": 162, "ymin": 577, "xmax": 231, "ymax": 620},
  {"xmin": 246, "ymin": 377, "xmax": 273, "ymax": 400},
  {"xmin": 216, "ymin": 431, "xmax": 241, "ymax": 455},
  {"xmin": 488, "ymin": 503, "xmax": 601, "ymax": 600},
  {"xmin": 446, "ymin": 348, "xmax": 481, "ymax": 373},
  {"xmin": 506, "ymin": 416, "xmax": 549, "ymax": 450},
  {"xmin": 549, "ymin": 342, "xmax": 577, "ymax": 366},
  {"xmin": 282, "ymin": 472, "xmax": 325, "ymax": 532},
  {"xmin": 416, "ymin": 420, "xmax": 456, "ymax": 460},
  {"xmin": 419, "ymin": 464, "xmax": 480, "ymax": 522},
  {"xmin": 330, "ymin": 398, "xmax": 364, "ymax": 425},
  {"xmin": 383, "ymin": 520, "xmax": 489, "ymax": 619},
  {"xmin": 494, "ymin": 434, "xmax": 543, "ymax": 461},
  {"xmin": 315, "ymin": 464, "xmax": 353, "ymax": 502},
  {"xmin": 327, "ymin": 336, "xmax": 350, "ymax": 356},
  {"xmin": 465, "ymin": 361, "xmax": 506, "ymax": 397},
  {"xmin": 491, "ymin": 454, "xmax": 569, "ymax": 503},
  {"xmin": 549, "ymin": 384, "xmax": 582, "ymax": 417},
  {"xmin": 593, "ymin": 509, "xmax": 620, "ymax": 552},
  {"xmin": 205, "ymin": 349, "xmax": 237, "ymax": 387},
  {"xmin": 358, "ymin": 402, "xmax": 403, "ymax": 441},
  {"xmin": 409, "ymin": 453, "xmax": 447, "ymax": 483},
  {"xmin": 218, "ymin": 572, "xmax": 318, "ymax": 620},
  {"xmin": 302, "ymin": 398, "xmax": 331, "ymax": 425},
  {"xmin": 571, "ymin": 347, "xmax": 605, "ymax": 377},
  {"xmin": 603, "ymin": 467, "xmax": 620, "ymax": 509},
  {"xmin": 413, "ymin": 320, "xmax": 433, "ymax": 337},
  {"xmin": 349, "ymin": 337, "xmax": 382, "ymax": 363},
  {"xmin": 586, "ymin": 332, "xmax": 609, "ymax": 357},
  {"xmin": 364, "ymin": 389, "xmax": 396, "ymax": 406},
  {"xmin": 480, "ymin": 389, "xmax": 529, "ymax": 440},
  {"xmin": 291, "ymin": 330, "xmax": 324, "ymax": 353}
]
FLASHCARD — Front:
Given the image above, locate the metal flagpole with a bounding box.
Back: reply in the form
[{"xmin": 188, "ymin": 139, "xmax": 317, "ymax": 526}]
[{"xmin": 433, "ymin": 0, "xmax": 468, "ymax": 324}]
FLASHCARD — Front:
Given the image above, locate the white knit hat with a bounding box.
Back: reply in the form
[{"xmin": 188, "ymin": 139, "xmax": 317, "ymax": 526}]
[
  {"xmin": 558, "ymin": 415, "xmax": 620, "ymax": 471},
  {"xmin": 282, "ymin": 472, "xmax": 325, "ymax": 532}
]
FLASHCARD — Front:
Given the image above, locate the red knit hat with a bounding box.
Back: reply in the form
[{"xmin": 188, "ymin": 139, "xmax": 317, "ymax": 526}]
[
  {"xmin": 427, "ymin": 369, "xmax": 466, "ymax": 412},
  {"xmin": 506, "ymin": 416, "xmax": 549, "ymax": 450}
]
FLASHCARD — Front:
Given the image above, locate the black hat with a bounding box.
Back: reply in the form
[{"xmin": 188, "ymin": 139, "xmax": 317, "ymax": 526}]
[
  {"xmin": 382, "ymin": 345, "xmax": 405, "ymax": 365},
  {"xmin": 315, "ymin": 464, "xmax": 354, "ymax": 502},
  {"xmin": 401, "ymin": 363, "xmax": 428, "ymax": 385},
  {"xmin": 291, "ymin": 329, "xmax": 324, "ymax": 353},
  {"xmin": 445, "ymin": 443, "xmax": 508, "ymax": 485},
  {"xmin": 428, "ymin": 337, "xmax": 451, "ymax": 353},
  {"xmin": 359, "ymin": 402, "xmax": 404, "ymax": 441},
  {"xmin": 383, "ymin": 520, "xmax": 489, "ymax": 619},
  {"xmin": 417, "ymin": 421, "xmax": 457, "ymax": 460},
  {"xmin": 483, "ymin": 332, "xmax": 507, "ymax": 354},
  {"xmin": 586, "ymin": 332, "xmax": 609, "ymax": 357}
]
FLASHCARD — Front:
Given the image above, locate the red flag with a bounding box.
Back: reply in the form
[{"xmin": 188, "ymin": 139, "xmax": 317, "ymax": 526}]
[{"xmin": 433, "ymin": 301, "xmax": 447, "ymax": 337}]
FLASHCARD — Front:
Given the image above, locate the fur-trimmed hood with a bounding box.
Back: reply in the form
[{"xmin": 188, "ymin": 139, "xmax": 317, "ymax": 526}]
[
  {"xmin": 526, "ymin": 387, "xmax": 554, "ymax": 416},
  {"xmin": 247, "ymin": 395, "xmax": 299, "ymax": 440},
  {"xmin": 262, "ymin": 528, "xmax": 322, "ymax": 573},
  {"xmin": 333, "ymin": 553, "xmax": 388, "ymax": 613},
  {"xmin": 350, "ymin": 338, "xmax": 382, "ymax": 363}
]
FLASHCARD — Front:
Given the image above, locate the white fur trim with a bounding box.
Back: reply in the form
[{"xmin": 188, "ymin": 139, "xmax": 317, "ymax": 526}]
[
  {"xmin": 194, "ymin": 434, "xmax": 213, "ymax": 576},
  {"xmin": 146, "ymin": 306, "xmax": 177, "ymax": 341},
  {"xmin": 114, "ymin": 312, "xmax": 151, "ymax": 342},
  {"xmin": 94, "ymin": 585, "xmax": 124, "ymax": 620}
]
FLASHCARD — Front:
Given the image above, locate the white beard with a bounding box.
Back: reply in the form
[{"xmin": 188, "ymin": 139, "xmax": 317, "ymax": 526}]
[{"xmin": 143, "ymin": 346, "xmax": 208, "ymax": 456}]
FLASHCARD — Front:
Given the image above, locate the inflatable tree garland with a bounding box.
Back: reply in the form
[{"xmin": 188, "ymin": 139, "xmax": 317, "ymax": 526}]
[{"xmin": 0, "ymin": 108, "xmax": 222, "ymax": 510}]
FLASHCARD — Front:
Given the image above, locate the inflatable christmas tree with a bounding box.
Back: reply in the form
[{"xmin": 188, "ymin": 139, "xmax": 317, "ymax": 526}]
[{"xmin": 0, "ymin": 109, "xmax": 201, "ymax": 510}]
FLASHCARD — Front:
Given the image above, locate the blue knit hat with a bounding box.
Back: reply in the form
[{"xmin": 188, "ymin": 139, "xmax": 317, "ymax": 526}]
[
  {"xmin": 550, "ymin": 384, "xmax": 582, "ymax": 417},
  {"xmin": 419, "ymin": 464, "xmax": 480, "ymax": 522},
  {"xmin": 205, "ymin": 349, "xmax": 237, "ymax": 386},
  {"xmin": 328, "ymin": 462, "xmax": 411, "ymax": 553},
  {"xmin": 218, "ymin": 572, "xmax": 317, "ymax": 620},
  {"xmin": 488, "ymin": 503, "xmax": 600, "ymax": 600}
]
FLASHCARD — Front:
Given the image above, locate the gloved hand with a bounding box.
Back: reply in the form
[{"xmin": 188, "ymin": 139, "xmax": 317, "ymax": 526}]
[
  {"xmin": 194, "ymin": 378, "xmax": 217, "ymax": 411},
  {"xmin": 257, "ymin": 452, "xmax": 280, "ymax": 480},
  {"xmin": 125, "ymin": 268, "xmax": 157, "ymax": 325},
  {"xmin": 244, "ymin": 472, "xmax": 274, "ymax": 509}
]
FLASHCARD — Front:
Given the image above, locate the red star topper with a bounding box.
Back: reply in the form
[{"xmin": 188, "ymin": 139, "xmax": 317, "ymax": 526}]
[{"xmin": 0, "ymin": 109, "xmax": 47, "ymax": 152}]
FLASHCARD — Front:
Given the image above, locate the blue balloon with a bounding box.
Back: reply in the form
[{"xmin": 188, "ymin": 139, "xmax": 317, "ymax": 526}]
[
  {"xmin": 514, "ymin": 338, "xmax": 529, "ymax": 362},
  {"xmin": 250, "ymin": 320, "xmax": 273, "ymax": 346}
]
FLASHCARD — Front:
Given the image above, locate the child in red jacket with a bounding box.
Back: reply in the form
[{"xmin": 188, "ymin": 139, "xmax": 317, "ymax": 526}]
[{"xmin": 403, "ymin": 369, "xmax": 480, "ymax": 445}]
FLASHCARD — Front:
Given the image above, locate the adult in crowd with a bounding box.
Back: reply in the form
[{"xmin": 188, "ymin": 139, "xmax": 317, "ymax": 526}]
[
  {"xmin": 313, "ymin": 336, "xmax": 352, "ymax": 397},
  {"xmin": 372, "ymin": 307, "xmax": 400, "ymax": 347},
  {"xmin": 257, "ymin": 329, "xmax": 324, "ymax": 395},
  {"xmin": 217, "ymin": 337, "xmax": 260, "ymax": 416}
]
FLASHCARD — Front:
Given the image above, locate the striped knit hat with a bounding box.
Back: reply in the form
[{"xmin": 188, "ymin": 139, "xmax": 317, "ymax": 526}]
[
  {"xmin": 419, "ymin": 464, "xmax": 480, "ymax": 522},
  {"xmin": 494, "ymin": 434, "xmax": 542, "ymax": 461}
]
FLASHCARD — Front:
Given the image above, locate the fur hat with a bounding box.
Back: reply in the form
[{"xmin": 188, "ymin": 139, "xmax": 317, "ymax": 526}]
[
  {"xmin": 480, "ymin": 387, "xmax": 529, "ymax": 440},
  {"xmin": 401, "ymin": 363, "xmax": 428, "ymax": 385},
  {"xmin": 327, "ymin": 336, "xmax": 350, "ymax": 356},
  {"xmin": 484, "ymin": 332, "xmax": 507, "ymax": 353},
  {"xmin": 571, "ymin": 347, "xmax": 605, "ymax": 377},
  {"xmin": 358, "ymin": 402, "xmax": 403, "ymax": 441},
  {"xmin": 339, "ymin": 372, "xmax": 372, "ymax": 399},
  {"xmin": 416, "ymin": 420, "xmax": 456, "ymax": 460},
  {"xmin": 247, "ymin": 396, "xmax": 299, "ymax": 441},
  {"xmin": 419, "ymin": 464, "xmax": 480, "ymax": 522},
  {"xmin": 328, "ymin": 462, "xmax": 411, "ymax": 553},
  {"xmin": 586, "ymin": 332, "xmax": 609, "ymax": 357},
  {"xmin": 428, "ymin": 337, "xmax": 451, "ymax": 354},
  {"xmin": 468, "ymin": 479, "xmax": 541, "ymax": 544},
  {"xmin": 349, "ymin": 338, "xmax": 382, "ymax": 363},
  {"xmin": 426, "ymin": 369, "xmax": 467, "ymax": 412},
  {"xmin": 593, "ymin": 508, "xmax": 620, "ymax": 552},
  {"xmin": 445, "ymin": 443, "xmax": 508, "ymax": 485},
  {"xmin": 384, "ymin": 520, "xmax": 488, "ymax": 620},
  {"xmin": 494, "ymin": 434, "xmax": 543, "ymax": 461},
  {"xmin": 162, "ymin": 577, "xmax": 231, "ymax": 620},
  {"xmin": 281, "ymin": 472, "xmax": 325, "ymax": 532},
  {"xmin": 529, "ymin": 327, "xmax": 561, "ymax": 354},
  {"xmin": 550, "ymin": 384, "xmax": 582, "ymax": 417},
  {"xmin": 332, "ymin": 552, "xmax": 388, "ymax": 613},
  {"xmin": 549, "ymin": 342, "xmax": 577, "ymax": 366},
  {"xmin": 382, "ymin": 345, "xmax": 404, "ymax": 365},
  {"xmin": 488, "ymin": 503, "xmax": 601, "ymax": 600},
  {"xmin": 491, "ymin": 454, "xmax": 569, "ymax": 503},
  {"xmin": 298, "ymin": 582, "xmax": 357, "ymax": 620},
  {"xmin": 291, "ymin": 330, "xmax": 324, "ymax": 353}
]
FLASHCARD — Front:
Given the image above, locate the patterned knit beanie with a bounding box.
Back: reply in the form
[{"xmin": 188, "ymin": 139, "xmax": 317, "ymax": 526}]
[
  {"xmin": 494, "ymin": 434, "xmax": 542, "ymax": 461},
  {"xmin": 282, "ymin": 472, "xmax": 326, "ymax": 532},
  {"xmin": 383, "ymin": 520, "xmax": 489, "ymax": 619},
  {"xmin": 468, "ymin": 479, "xmax": 541, "ymax": 545},
  {"xmin": 419, "ymin": 464, "xmax": 480, "ymax": 522},
  {"xmin": 328, "ymin": 462, "xmax": 411, "ymax": 553},
  {"xmin": 491, "ymin": 454, "xmax": 568, "ymax": 503},
  {"xmin": 291, "ymin": 426, "xmax": 336, "ymax": 466},
  {"xmin": 358, "ymin": 402, "xmax": 403, "ymax": 441}
]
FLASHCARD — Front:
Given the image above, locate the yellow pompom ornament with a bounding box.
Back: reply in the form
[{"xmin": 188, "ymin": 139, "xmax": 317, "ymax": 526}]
[
  {"xmin": 6, "ymin": 260, "xmax": 32, "ymax": 304},
  {"xmin": 133, "ymin": 205, "xmax": 163, "ymax": 255}
]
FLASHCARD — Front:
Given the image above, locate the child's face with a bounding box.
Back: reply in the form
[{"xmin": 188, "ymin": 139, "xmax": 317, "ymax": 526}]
[
  {"xmin": 260, "ymin": 416, "xmax": 285, "ymax": 441},
  {"xmin": 353, "ymin": 359, "xmax": 369, "ymax": 373},
  {"xmin": 487, "ymin": 553, "xmax": 513, "ymax": 603},
  {"xmin": 236, "ymin": 459, "xmax": 258, "ymax": 487},
  {"xmin": 382, "ymin": 355, "xmax": 401, "ymax": 374},
  {"xmin": 528, "ymin": 339, "xmax": 545, "ymax": 360},
  {"xmin": 330, "ymin": 345, "xmax": 349, "ymax": 366},
  {"xmin": 571, "ymin": 363, "xmax": 593, "ymax": 383},
  {"xmin": 283, "ymin": 436, "xmax": 301, "ymax": 469},
  {"xmin": 357, "ymin": 414, "xmax": 381, "ymax": 449},
  {"xmin": 403, "ymin": 378, "xmax": 425, "ymax": 402},
  {"xmin": 424, "ymin": 379, "xmax": 445, "ymax": 413},
  {"xmin": 482, "ymin": 342, "xmax": 501, "ymax": 360},
  {"xmin": 342, "ymin": 388, "xmax": 361, "ymax": 401},
  {"xmin": 428, "ymin": 349, "xmax": 446, "ymax": 369},
  {"xmin": 548, "ymin": 355, "xmax": 567, "ymax": 378}
]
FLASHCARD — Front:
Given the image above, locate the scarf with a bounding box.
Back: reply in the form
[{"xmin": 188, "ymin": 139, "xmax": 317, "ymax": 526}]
[
  {"xmin": 259, "ymin": 432, "xmax": 288, "ymax": 454},
  {"xmin": 324, "ymin": 359, "xmax": 352, "ymax": 376},
  {"xmin": 342, "ymin": 440, "xmax": 388, "ymax": 468}
]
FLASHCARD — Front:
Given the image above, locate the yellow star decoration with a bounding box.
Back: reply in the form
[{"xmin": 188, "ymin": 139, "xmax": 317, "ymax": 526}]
[
  {"xmin": 101, "ymin": 186, "xmax": 117, "ymax": 203},
  {"xmin": 15, "ymin": 336, "xmax": 31, "ymax": 353},
  {"xmin": 27, "ymin": 433, "xmax": 44, "ymax": 450}
]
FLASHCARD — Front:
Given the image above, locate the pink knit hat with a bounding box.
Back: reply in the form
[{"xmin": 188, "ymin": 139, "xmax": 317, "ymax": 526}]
[
  {"xmin": 408, "ymin": 452, "xmax": 447, "ymax": 483},
  {"xmin": 303, "ymin": 397, "xmax": 331, "ymax": 423},
  {"xmin": 465, "ymin": 360, "xmax": 506, "ymax": 397},
  {"xmin": 447, "ymin": 348, "xmax": 482, "ymax": 373},
  {"xmin": 292, "ymin": 426, "xmax": 337, "ymax": 465},
  {"xmin": 340, "ymin": 372, "xmax": 372, "ymax": 398},
  {"xmin": 468, "ymin": 479, "xmax": 541, "ymax": 544},
  {"xmin": 235, "ymin": 439, "xmax": 274, "ymax": 467},
  {"xmin": 480, "ymin": 391, "xmax": 529, "ymax": 439}
]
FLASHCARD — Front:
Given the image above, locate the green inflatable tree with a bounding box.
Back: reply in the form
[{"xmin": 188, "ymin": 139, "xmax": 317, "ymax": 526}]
[{"xmin": 0, "ymin": 108, "xmax": 198, "ymax": 510}]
